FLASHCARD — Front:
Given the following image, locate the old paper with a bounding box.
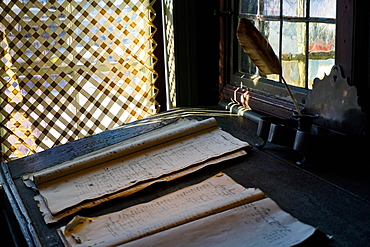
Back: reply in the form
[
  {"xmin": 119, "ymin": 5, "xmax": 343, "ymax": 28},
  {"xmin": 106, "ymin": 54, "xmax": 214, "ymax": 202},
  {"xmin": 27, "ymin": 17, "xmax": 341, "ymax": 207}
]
[
  {"xmin": 23, "ymin": 118, "xmax": 250, "ymax": 223},
  {"xmin": 37, "ymin": 150, "xmax": 247, "ymax": 223},
  {"xmin": 59, "ymin": 173, "xmax": 266, "ymax": 247},
  {"xmin": 121, "ymin": 197, "xmax": 317, "ymax": 247},
  {"xmin": 38, "ymin": 121, "xmax": 248, "ymax": 215},
  {"xmin": 23, "ymin": 118, "xmax": 219, "ymax": 185}
]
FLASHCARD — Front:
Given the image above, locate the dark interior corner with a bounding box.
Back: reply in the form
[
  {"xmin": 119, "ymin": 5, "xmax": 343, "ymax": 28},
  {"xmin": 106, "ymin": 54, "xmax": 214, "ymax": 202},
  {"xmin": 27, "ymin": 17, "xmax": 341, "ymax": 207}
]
[{"xmin": 173, "ymin": 0, "xmax": 220, "ymax": 107}]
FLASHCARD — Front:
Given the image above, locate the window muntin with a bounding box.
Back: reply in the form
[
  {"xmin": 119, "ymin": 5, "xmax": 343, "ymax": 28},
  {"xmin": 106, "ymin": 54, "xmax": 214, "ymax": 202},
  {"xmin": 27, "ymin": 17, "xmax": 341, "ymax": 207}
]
[{"xmin": 238, "ymin": 0, "xmax": 336, "ymax": 89}]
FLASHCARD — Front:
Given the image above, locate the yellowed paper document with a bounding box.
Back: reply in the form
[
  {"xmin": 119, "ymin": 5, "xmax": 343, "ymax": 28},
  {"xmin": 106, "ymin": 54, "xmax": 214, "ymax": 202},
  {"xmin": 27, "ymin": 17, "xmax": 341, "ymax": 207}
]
[
  {"xmin": 121, "ymin": 197, "xmax": 317, "ymax": 247},
  {"xmin": 23, "ymin": 118, "xmax": 250, "ymax": 223},
  {"xmin": 38, "ymin": 150, "xmax": 246, "ymax": 223},
  {"xmin": 24, "ymin": 118, "xmax": 218, "ymax": 185},
  {"xmin": 59, "ymin": 173, "xmax": 266, "ymax": 247}
]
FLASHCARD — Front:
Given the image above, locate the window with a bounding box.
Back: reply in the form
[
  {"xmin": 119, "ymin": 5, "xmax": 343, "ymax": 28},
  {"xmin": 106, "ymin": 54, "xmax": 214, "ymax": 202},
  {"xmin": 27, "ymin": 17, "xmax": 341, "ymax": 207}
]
[
  {"xmin": 1, "ymin": 0, "xmax": 161, "ymax": 161},
  {"xmin": 239, "ymin": 0, "xmax": 336, "ymax": 89},
  {"xmin": 222, "ymin": 0, "xmax": 340, "ymax": 118}
]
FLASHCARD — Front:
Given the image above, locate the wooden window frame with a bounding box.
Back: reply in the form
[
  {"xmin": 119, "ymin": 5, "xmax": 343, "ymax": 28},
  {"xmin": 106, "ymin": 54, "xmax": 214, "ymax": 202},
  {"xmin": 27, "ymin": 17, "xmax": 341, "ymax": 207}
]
[{"xmin": 219, "ymin": 0, "xmax": 369, "ymax": 120}]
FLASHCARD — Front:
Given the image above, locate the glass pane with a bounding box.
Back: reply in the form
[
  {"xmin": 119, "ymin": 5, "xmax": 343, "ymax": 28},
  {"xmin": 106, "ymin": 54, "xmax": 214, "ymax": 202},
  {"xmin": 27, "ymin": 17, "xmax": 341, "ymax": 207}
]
[
  {"xmin": 240, "ymin": 51, "xmax": 257, "ymax": 75},
  {"xmin": 308, "ymin": 23, "xmax": 335, "ymax": 88},
  {"xmin": 281, "ymin": 22, "xmax": 306, "ymax": 87},
  {"xmin": 260, "ymin": 21, "xmax": 280, "ymax": 59},
  {"xmin": 310, "ymin": 0, "xmax": 336, "ymax": 18},
  {"xmin": 308, "ymin": 59, "xmax": 334, "ymax": 89},
  {"xmin": 240, "ymin": 0, "xmax": 258, "ymax": 14},
  {"xmin": 262, "ymin": 0, "xmax": 280, "ymax": 16},
  {"xmin": 239, "ymin": 20, "xmax": 280, "ymax": 80},
  {"xmin": 239, "ymin": 19, "xmax": 258, "ymax": 74},
  {"xmin": 260, "ymin": 21, "xmax": 280, "ymax": 81},
  {"xmin": 283, "ymin": 0, "xmax": 306, "ymax": 17}
]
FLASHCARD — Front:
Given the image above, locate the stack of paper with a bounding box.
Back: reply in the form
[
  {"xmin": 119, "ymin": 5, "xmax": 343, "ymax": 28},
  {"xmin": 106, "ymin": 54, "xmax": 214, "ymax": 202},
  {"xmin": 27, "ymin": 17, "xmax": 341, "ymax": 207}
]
[
  {"xmin": 58, "ymin": 173, "xmax": 320, "ymax": 247},
  {"xmin": 23, "ymin": 118, "xmax": 249, "ymax": 223}
]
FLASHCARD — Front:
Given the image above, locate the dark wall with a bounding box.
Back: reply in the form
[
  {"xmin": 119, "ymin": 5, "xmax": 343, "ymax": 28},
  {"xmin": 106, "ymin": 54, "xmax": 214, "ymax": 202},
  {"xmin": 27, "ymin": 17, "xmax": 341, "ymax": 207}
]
[
  {"xmin": 336, "ymin": 0, "xmax": 369, "ymax": 136},
  {"xmin": 173, "ymin": 1, "xmax": 220, "ymax": 107},
  {"xmin": 353, "ymin": 0, "xmax": 370, "ymax": 136}
]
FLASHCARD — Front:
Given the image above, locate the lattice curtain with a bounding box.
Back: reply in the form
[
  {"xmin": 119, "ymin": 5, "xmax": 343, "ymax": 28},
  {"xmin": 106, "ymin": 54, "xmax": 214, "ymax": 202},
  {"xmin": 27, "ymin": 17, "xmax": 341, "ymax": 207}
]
[{"xmin": 0, "ymin": 0, "xmax": 159, "ymax": 161}]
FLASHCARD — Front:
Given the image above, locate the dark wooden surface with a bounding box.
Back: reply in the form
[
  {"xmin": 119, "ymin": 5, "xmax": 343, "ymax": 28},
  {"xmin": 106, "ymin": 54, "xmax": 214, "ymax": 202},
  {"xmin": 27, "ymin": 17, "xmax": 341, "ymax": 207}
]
[{"xmin": 1, "ymin": 107, "xmax": 370, "ymax": 247}]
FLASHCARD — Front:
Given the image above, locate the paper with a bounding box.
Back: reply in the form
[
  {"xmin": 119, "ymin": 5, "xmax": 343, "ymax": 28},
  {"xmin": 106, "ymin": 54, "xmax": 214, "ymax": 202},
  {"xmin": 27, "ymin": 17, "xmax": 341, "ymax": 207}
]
[
  {"xmin": 121, "ymin": 197, "xmax": 317, "ymax": 247},
  {"xmin": 24, "ymin": 118, "xmax": 218, "ymax": 185},
  {"xmin": 38, "ymin": 150, "xmax": 247, "ymax": 223},
  {"xmin": 23, "ymin": 118, "xmax": 250, "ymax": 223},
  {"xmin": 59, "ymin": 173, "xmax": 266, "ymax": 247}
]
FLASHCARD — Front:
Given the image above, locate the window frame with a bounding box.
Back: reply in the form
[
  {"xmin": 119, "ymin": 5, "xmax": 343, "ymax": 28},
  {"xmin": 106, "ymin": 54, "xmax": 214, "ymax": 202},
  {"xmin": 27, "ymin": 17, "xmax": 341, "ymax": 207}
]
[{"xmin": 220, "ymin": 0, "xmax": 363, "ymax": 119}]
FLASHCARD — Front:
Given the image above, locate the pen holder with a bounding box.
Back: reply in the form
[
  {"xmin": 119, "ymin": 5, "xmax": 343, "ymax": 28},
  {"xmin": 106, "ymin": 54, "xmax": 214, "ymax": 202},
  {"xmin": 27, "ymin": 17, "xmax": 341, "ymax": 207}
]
[
  {"xmin": 255, "ymin": 113, "xmax": 342, "ymax": 166},
  {"xmin": 256, "ymin": 116, "xmax": 297, "ymax": 149},
  {"xmin": 292, "ymin": 113, "xmax": 319, "ymax": 132}
]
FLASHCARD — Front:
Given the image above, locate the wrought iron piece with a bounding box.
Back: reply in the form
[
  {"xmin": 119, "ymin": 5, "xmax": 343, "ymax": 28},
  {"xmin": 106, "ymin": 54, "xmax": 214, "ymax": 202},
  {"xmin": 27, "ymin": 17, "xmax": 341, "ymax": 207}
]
[{"xmin": 303, "ymin": 65, "xmax": 366, "ymax": 135}]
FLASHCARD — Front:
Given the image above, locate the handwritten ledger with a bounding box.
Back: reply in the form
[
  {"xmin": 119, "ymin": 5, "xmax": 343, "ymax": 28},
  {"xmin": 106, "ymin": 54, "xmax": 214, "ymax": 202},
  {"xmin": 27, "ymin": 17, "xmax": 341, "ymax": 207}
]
[
  {"xmin": 59, "ymin": 173, "xmax": 321, "ymax": 247},
  {"xmin": 23, "ymin": 118, "xmax": 250, "ymax": 223}
]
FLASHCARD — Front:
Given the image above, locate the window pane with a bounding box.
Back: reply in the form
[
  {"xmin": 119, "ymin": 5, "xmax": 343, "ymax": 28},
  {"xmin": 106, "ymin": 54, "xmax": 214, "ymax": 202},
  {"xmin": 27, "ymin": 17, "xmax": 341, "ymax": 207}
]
[
  {"xmin": 282, "ymin": 22, "xmax": 306, "ymax": 87},
  {"xmin": 283, "ymin": 0, "xmax": 307, "ymax": 17},
  {"xmin": 239, "ymin": 20, "xmax": 280, "ymax": 81},
  {"xmin": 261, "ymin": 20, "xmax": 280, "ymax": 81},
  {"xmin": 308, "ymin": 23, "xmax": 335, "ymax": 88},
  {"xmin": 240, "ymin": 0, "xmax": 258, "ymax": 14},
  {"xmin": 310, "ymin": 0, "xmax": 336, "ymax": 18},
  {"xmin": 240, "ymin": 19, "xmax": 258, "ymax": 75},
  {"xmin": 240, "ymin": 51, "xmax": 257, "ymax": 75},
  {"xmin": 262, "ymin": 0, "xmax": 280, "ymax": 16}
]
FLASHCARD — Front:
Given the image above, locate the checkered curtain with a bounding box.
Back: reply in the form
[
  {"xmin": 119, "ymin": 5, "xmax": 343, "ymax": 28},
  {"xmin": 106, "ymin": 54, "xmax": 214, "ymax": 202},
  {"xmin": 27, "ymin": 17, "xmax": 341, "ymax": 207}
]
[{"xmin": 0, "ymin": 0, "xmax": 159, "ymax": 161}]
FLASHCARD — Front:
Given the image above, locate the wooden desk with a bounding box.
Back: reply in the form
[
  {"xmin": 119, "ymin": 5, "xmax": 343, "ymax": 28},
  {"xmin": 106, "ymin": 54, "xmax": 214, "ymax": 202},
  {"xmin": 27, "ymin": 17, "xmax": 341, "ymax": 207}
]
[{"xmin": 1, "ymin": 107, "xmax": 370, "ymax": 246}]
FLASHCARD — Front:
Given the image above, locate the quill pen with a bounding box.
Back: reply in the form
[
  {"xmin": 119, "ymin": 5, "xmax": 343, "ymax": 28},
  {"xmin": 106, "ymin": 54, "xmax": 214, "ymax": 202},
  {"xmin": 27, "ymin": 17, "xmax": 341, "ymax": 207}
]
[{"xmin": 237, "ymin": 18, "xmax": 301, "ymax": 115}]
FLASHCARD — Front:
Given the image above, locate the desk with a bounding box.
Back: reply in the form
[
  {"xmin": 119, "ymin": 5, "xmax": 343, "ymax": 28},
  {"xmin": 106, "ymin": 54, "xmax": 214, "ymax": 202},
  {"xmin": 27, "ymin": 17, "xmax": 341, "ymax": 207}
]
[{"xmin": 1, "ymin": 107, "xmax": 370, "ymax": 246}]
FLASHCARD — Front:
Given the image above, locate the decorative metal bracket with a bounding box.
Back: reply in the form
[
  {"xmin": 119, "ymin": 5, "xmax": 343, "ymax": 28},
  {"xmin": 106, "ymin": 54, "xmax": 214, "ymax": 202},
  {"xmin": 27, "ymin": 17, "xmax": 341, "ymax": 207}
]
[{"xmin": 304, "ymin": 65, "xmax": 365, "ymax": 135}]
